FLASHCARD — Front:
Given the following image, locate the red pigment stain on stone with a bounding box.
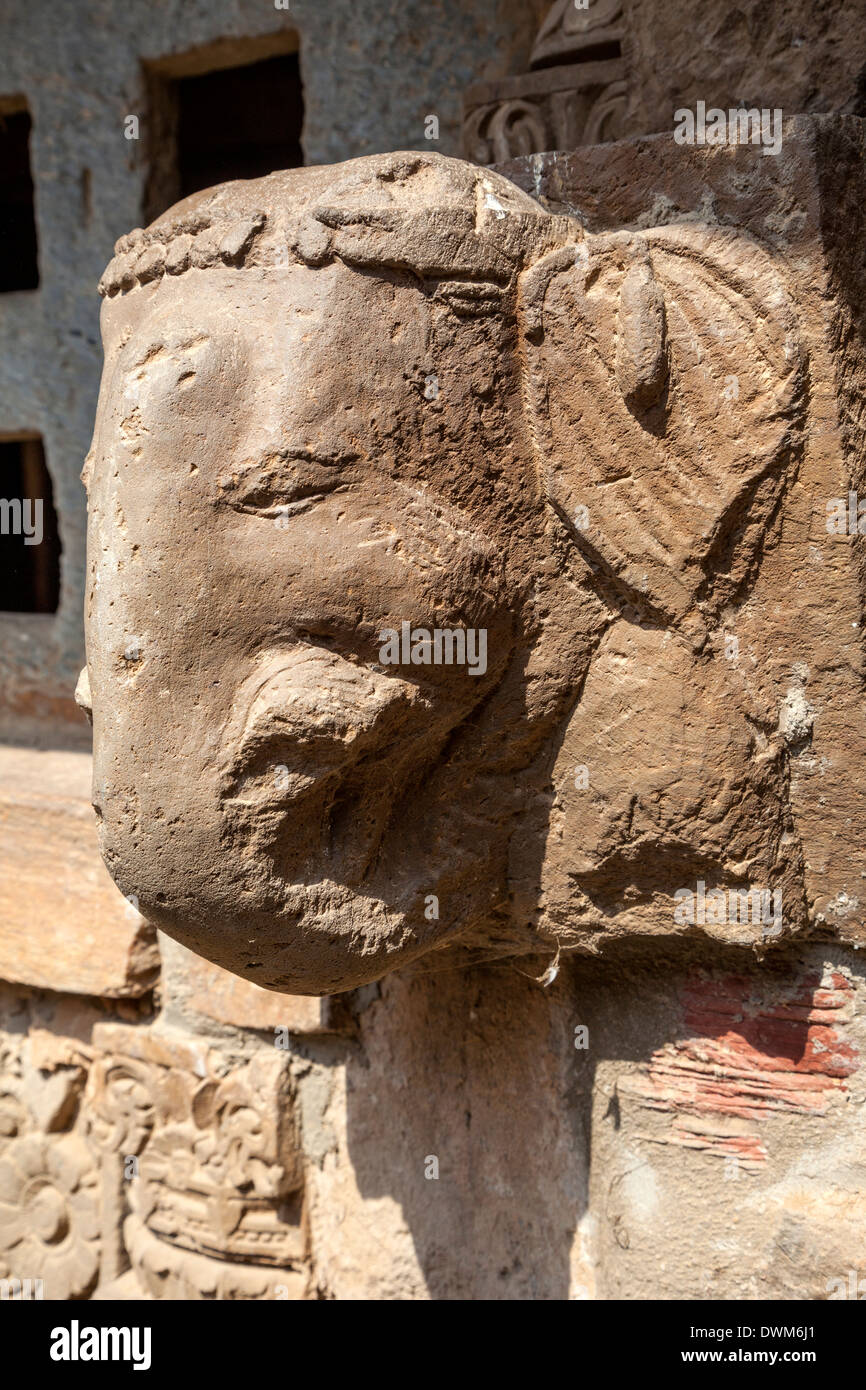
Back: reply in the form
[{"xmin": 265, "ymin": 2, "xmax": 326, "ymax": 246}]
[{"xmin": 625, "ymin": 972, "xmax": 857, "ymax": 1166}]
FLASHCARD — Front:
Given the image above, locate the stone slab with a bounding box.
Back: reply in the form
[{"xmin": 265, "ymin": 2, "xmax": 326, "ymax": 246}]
[
  {"xmin": 159, "ymin": 934, "xmax": 355, "ymax": 1034},
  {"xmin": 0, "ymin": 745, "xmax": 158, "ymax": 996}
]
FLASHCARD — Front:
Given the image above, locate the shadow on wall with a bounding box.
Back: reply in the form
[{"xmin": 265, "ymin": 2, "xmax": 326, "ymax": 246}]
[
  {"xmin": 327, "ymin": 937, "xmax": 863, "ymax": 1300},
  {"xmin": 337, "ymin": 961, "xmax": 591, "ymax": 1300}
]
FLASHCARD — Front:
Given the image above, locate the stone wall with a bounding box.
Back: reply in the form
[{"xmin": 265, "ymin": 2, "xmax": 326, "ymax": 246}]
[{"xmin": 3, "ymin": 938, "xmax": 863, "ymax": 1300}]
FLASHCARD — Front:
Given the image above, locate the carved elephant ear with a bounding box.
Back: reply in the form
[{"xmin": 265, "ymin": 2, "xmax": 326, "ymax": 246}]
[{"xmin": 519, "ymin": 224, "xmax": 805, "ymax": 628}]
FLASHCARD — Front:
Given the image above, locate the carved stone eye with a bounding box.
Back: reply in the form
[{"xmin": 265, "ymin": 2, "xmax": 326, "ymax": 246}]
[
  {"xmin": 433, "ymin": 280, "xmax": 504, "ymax": 317},
  {"xmin": 216, "ymin": 451, "xmax": 355, "ymax": 517}
]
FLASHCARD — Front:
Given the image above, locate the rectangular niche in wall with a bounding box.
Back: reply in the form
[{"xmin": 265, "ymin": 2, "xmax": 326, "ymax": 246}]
[
  {"xmin": 0, "ymin": 436, "xmax": 61, "ymax": 613},
  {"xmin": 0, "ymin": 98, "xmax": 39, "ymax": 292},
  {"xmin": 144, "ymin": 33, "xmax": 303, "ymax": 224}
]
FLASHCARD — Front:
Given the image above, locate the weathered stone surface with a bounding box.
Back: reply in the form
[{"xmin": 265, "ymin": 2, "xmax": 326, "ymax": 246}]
[
  {"xmin": 464, "ymin": 0, "xmax": 866, "ymax": 166},
  {"xmin": 0, "ymin": 0, "xmax": 542, "ymax": 724},
  {"xmin": 0, "ymin": 746, "xmax": 158, "ymax": 997},
  {"xmin": 297, "ymin": 963, "xmax": 594, "ymax": 1300},
  {"xmin": 578, "ymin": 944, "xmax": 866, "ymax": 1300},
  {"xmin": 83, "ymin": 129, "xmax": 866, "ymax": 994},
  {"xmin": 5, "ymin": 0, "xmax": 866, "ymax": 1312},
  {"xmin": 83, "ymin": 151, "xmax": 579, "ymax": 994},
  {"xmin": 621, "ymin": 0, "xmax": 866, "ymax": 140},
  {"xmin": 1, "ymin": 0, "xmax": 859, "ymax": 727},
  {"xmin": 499, "ymin": 116, "xmax": 866, "ymax": 956},
  {"xmin": 5, "ymin": 938, "xmax": 865, "ymax": 1302}
]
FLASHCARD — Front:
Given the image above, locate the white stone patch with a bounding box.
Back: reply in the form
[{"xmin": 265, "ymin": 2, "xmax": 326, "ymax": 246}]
[
  {"xmin": 825, "ymin": 891, "xmax": 859, "ymax": 920},
  {"xmin": 778, "ymin": 685, "xmax": 814, "ymax": 744},
  {"xmin": 621, "ymin": 1160, "xmax": 659, "ymax": 1222}
]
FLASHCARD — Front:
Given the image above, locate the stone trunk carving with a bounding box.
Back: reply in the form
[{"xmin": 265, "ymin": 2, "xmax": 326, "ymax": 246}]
[{"xmin": 81, "ymin": 138, "xmax": 864, "ymax": 996}]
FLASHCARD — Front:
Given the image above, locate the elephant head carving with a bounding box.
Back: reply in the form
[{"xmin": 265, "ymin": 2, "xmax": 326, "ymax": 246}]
[{"xmin": 82, "ymin": 152, "xmax": 806, "ymax": 992}]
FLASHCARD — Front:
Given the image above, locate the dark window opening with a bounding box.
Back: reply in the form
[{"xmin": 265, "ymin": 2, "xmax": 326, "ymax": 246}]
[
  {"xmin": 178, "ymin": 53, "xmax": 303, "ymax": 196},
  {"xmin": 0, "ymin": 438, "xmax": 61, "ymax": 613},
  {"xmin": 0, "ymin": 101, "xmax": 39, "ymax": 292},
  {"xmin": 145, "ymin": 47, "xmax": 303, "ymax": 223}
]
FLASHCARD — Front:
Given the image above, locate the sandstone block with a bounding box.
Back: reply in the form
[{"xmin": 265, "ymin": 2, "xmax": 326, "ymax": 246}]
[
  {"xmin": 158, "ymin": 934, "xmax": 355, "ymax": 1034},
  {"xmin": 0, "ymin": 746, "xmax": 158, "ymax": 997},
  {"xmin": 497, "ymin": 116, "xmax": 866, "ymax": 954}
]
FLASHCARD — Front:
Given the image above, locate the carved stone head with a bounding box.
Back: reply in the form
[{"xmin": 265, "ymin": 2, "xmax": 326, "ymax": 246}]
[{"xmin": 82, "ymin": 151, "xmax": 805, "ymax": 993}]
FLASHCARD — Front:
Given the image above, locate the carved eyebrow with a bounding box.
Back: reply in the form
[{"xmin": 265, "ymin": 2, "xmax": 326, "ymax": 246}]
[
  {"xmin": 128, "ymin": 335, "xmax": 210, "ymax": 373},
  {"xmin": 216, "ymin": 448, "xmax": 361, "ymax": 496},
  {"xmin": 259, "ymin": 446, "xmax": 362, "ymax": 467}
]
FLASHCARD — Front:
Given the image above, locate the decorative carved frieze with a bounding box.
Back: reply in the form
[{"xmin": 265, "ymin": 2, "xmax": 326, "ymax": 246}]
[
  {"xmin": 463, "ymin": 1, "xmax": 628, "ymax": 162},
  {"xmin": 0, "ymin": 1007, "xmax": 311, "ymax": 1300},
  {"xmin": 0, "ymin": 1134, "xmax": 100, "ymax": 1300},
  {"xmin": 530, "ymin": 0, "xmax": 625, "ymax": 68},
  {"xmin": 0, "ymin": 1022, "xmax": 101, "ymax": 1300},
  {"xmin": 85, "ymin": 1024, "xmax": 308, "ymax": 1299},
  {"xmin": 124, "ymin": 1214, "xmax": 307, "ymax": 1301}
]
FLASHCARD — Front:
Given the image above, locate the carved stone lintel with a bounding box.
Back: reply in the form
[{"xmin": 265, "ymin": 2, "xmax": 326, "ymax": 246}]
[
  {"xmin": 463, "ymin": 0, "xmax": 628, "ymax": 161},
  {"xmin": 530, "ymin": 0, "xmax": 624, "ymax": 69},
  {"xmin": 463, "ymin": 60, "xmax": 627, "ymax": 163}
]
